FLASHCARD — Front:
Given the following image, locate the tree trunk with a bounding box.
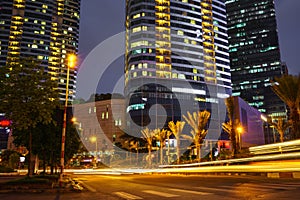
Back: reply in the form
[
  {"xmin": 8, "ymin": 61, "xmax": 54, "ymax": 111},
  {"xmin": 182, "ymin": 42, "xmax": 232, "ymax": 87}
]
[
  {"xmin": 197, "ymin": 144, "xmax": 201, "ymax": 162},
  {"xmin": 160, "ymin": 145, "xmax": 163, "ymax": 165},
  {"xmin": 27, "ymin": 131, "xmax": 33, "ymax": 177},
  {"xmin": 136, "ymin": 148, "xmax": 139, "ymax": 166},
  {"xmin": 176, "ymin": 139, "xmax": 180, "ymax": 164},
  {"xmin": 148, "ymin": 145, "xmax": 152, "ymax": 167},
  {"xmin": 279, "ymin": 131, "xmax": 284, "ymax": 143},
  {"xmin": 291, "ymin": 106, "xmax": 300, "ymax": 139},
  {"xmin": 42, "ymin": 149, "xmax": 46, "ymax": 173},
  {"xmin": 231, "ymin": 130, "xmax": 238, "ymax": 158},
  {"xmin": 50, "ymin": 150, "xmax": 54, "ymax": 175}
]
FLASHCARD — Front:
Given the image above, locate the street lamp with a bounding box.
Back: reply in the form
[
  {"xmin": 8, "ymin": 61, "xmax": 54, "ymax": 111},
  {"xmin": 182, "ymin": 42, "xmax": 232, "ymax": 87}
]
[
  {"xmin": 60, "ymin": 53, "xmax": 76, "ymax": 185},
  {"xmin": 90, "ymin": 136, "xmax": 98, "ymax": 166},
  {"xmin": 237, "ymin": 125, "xmax": 244, "ymax": 150},
  {"xmin": 90, "ymin": 136, "xmax": 98, "ymax": 153}
]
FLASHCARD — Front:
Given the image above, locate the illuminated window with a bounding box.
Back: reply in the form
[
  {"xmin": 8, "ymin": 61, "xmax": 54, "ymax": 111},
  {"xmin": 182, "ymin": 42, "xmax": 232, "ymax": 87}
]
[
  {"xmin": 131, "ymin": 40, "xmax": 149, "ymax": 48},
  {"xmin": 133, "ymin": 13, "xmax": 140, "ymax": 19},
  {"xmin": 142, "ymin": 26, "xmax": 147, "ymax": 31},
  {"xmin": 133, "ymin": 26, "xmax": 141, "ymax": 33},
  {"xmin": 191, "ymin": 40, "xmax": 197, "ymax": 45},
  {"xmin": 177, "ymin": 30, "xmax": 184, "ymax": 36},
  {"xmin": 184, "ymin": 38, "xmax": 189, "ymax": 44}
]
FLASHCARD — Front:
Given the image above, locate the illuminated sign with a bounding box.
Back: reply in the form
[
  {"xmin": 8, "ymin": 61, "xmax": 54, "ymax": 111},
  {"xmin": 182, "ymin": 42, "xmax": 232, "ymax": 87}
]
[{"xmin": 126, "ymin": 103, "xmax": 145, "ymax": 113}]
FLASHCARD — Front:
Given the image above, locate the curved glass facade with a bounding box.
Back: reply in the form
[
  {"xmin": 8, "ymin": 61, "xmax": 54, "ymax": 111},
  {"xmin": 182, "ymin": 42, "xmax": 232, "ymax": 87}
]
[{"xmin": 125, "ymin": 0, "xmax": 231, "ymax": 137}]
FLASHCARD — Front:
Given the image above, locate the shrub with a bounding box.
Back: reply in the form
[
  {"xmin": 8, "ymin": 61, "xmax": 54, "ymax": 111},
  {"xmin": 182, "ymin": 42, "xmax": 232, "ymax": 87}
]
[{"xmin": 0, "ymin": 165, "xmax": 15, "ymax": 173}]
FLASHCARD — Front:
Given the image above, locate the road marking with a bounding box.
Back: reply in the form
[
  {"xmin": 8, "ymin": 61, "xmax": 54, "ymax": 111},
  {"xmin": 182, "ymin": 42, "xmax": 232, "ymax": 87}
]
[
  {"xmin": 169, "ymin": 188, "xmax": 212, "ymax": 195},
  {"xmin": 195, "ymin": 186, "xmax": 231, "ymax": 193},
  {"xmin": 77, "ymin": 181, "xmax": 97, "ymax": 192},
  {"xmin": 247, "ymin": 183, "xmax": 296, "ymax": 190},
  {"xmin": 220, "ymin": 185, "xmax": 269, "ymax": 192},
  {"xmin": 114, "ymin": 192, "xmax": 143, "ymax": 200},
  {"xmin": 142, "ymin": 190, "xmax": 179, "ymax": 197}
]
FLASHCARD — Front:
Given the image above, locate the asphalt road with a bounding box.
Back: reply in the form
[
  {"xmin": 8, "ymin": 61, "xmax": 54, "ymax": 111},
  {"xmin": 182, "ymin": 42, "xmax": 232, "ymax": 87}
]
[{"xmin": 1, "ymin": 174, "xmax": 300, "ymax": 200}]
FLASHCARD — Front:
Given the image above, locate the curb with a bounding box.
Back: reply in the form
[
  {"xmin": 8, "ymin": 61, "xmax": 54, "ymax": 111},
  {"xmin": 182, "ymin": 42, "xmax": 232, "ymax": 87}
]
[
  {"xmin": 267, "ymin": 172, "xmax": 300, "ymax": 179},
  {"xmin": 0, "ymin": 172, "xmax": 20, "ymax": 176},
  {"xmin": 145, "ymin": 171, "xmax": 300, "ymax": 179}
]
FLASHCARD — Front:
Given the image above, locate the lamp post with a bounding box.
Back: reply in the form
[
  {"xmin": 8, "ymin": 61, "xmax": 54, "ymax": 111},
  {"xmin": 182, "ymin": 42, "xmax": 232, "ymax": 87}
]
[
  {"xmin": 60, "ymin": 54, "xmax": 76, "ymax": 185},
  {"xmin": 90, "ymin": 136, "xmax": 98, "ymax": 166}
]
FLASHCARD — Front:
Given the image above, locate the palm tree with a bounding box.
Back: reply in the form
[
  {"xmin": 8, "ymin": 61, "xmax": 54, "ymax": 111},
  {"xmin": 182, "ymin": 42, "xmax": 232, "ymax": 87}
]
[
  {"xmin": 141, "ymin": 127, "xmax": 156, "ymax": 167},
  {"xmin": 155, "ymin": 129, "xmax": 170, "ymax": 165},
  {"xmin": 129, "ymin": 140, "xmax": 139, "ymax": 165},
  {"xmin": 222, "ymin": 96, "xmax": 239, "ymax": 157},
  {"xmin": 168, "ymin": 121, "xmax": 185, "ymax": 164},
  {"xmin": 269, "ymin": 118, "xmax": 291, "ymax": 143},
  {"xmin": 271, "ymin": 75, "xmax": 300, "ymax": 139},
  {"xmin": 182, "ymin": 110, "xmax": 211, "ymax": 162}
]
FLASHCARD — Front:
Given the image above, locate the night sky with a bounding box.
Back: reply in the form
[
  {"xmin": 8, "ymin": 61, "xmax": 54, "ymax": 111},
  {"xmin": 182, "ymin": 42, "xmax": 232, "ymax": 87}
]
[{"xmin": 78, "ymin": 0, "xmax": 300, "ymax": 94}]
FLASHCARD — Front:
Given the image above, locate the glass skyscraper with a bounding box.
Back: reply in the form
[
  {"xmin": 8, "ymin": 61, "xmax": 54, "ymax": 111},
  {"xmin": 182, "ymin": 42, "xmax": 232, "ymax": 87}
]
[
  {"xmin": 225, "ymin": 0, "xmax": 286, "ymax": 119},
  {"xmin": 0, "ymin": 0, "xmax": 81, "ymax": 102},
  {"xmin": 125, "ymin": 0, "xmax": 231, "ymax": 138}
]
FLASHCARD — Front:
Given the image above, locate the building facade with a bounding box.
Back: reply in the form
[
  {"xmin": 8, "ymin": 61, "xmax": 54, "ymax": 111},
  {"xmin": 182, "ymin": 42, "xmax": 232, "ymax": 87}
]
[
  {"xmin": 0, "ymin": 0, "xmax": 81, "ymax": 101},
  {"xmin": 225, "ymin": 0, "xmax": 286, "ymax": 119},
  {"xmin": 232, "ymin": 96, "xmax": 265, "ymax": 148},
  {"xmin": 73, "ymin": 98, "xmax": 126, "ymax": 155},
  {"xmin": 125, "ymin": 0, "xmax": 231, "ymax": 140}
]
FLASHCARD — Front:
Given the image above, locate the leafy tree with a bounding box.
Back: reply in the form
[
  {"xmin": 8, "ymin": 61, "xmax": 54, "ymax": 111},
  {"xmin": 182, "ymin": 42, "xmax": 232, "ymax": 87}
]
[
  {"xmin": 141, "ymin": 127, "xmax": 157, "ymax": 167},
  {"xmin": 168, "ymin": 121, "xmax": 185, "ymax": 164},
  {"xmin": 271, "ymin": 75, "xmax": 300, "ymax": 139},
  {"xmin": 182, "ymin": 110, "xmax": 211, "ymax": 162},
  {"xmin": 13, "ymin": 110, "xmax": 82, "ymax": 174},
  {"xmin": 0, "ymin": 58, "xmax": 59, "ymax": 175},
  {"xmin": 222, "ymin": 96, "xmax": 239, "ymax": 158}
]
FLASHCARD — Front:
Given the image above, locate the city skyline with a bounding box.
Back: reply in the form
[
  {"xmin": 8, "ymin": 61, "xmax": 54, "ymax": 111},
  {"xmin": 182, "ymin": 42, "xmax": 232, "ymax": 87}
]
[{"xmin": 78, "ymin": 1, "xmax": 300, "ymax": 95}]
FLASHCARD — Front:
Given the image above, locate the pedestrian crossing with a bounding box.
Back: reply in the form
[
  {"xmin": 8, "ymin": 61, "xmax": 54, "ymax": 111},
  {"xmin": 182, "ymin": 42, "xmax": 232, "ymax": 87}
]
[{"xmin": 113, "ymin": 183, "xmax": 300, "ymax": 199}]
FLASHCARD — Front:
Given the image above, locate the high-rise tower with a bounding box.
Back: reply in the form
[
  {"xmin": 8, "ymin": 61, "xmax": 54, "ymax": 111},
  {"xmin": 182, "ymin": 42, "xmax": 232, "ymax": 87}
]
[
  {"xmin": 0, "ymin": 0, "xmax": 81, "ymax": 102},
  {"xmin": 225, "ymin": 0, "xmax": 286, "ymax": 119},
  {"xmin": 125, "ymin": 0, "xmax": 231, "ymax": 138}
]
